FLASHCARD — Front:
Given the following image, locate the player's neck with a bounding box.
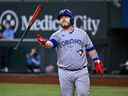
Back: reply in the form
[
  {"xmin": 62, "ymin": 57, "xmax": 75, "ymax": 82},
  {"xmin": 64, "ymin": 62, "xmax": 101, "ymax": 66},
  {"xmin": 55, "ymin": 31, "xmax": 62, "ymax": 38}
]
[{"xmin": 63, "ymin": 26, "xmax": 74, "ymax": 33}]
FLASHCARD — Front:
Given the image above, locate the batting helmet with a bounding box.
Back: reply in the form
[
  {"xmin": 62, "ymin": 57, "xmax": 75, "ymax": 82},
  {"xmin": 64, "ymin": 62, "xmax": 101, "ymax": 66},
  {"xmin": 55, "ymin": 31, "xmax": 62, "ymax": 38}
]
[{"xmin": 57, "ymin": 9, "xmax": 74, "ymax": 25}]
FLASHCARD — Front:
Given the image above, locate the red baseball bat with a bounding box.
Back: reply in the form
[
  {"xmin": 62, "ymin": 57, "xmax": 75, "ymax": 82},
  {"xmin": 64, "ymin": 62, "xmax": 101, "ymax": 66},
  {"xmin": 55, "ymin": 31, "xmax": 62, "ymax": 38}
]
[
  {"xmin": 14, "ymin": 4, "xmax": 43, "ymax": 50},
  {"xmin": 29, "ymin": 4, "xmax": 43, "ymax": 27}
]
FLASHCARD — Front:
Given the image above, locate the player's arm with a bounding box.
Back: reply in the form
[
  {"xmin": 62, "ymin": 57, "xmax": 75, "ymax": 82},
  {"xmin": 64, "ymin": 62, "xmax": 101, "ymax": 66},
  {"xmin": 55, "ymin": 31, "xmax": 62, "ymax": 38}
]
[
  {"xmin": 84, "ymin": 32, "xmax": 104, "ymax": 76},
  {"xmin": 87, "ymin": 48, "xmax": 104, "ymax": 74},
  {"xmin": 36, "ymin": 34, "xmax": 58, "ymax": 48}
]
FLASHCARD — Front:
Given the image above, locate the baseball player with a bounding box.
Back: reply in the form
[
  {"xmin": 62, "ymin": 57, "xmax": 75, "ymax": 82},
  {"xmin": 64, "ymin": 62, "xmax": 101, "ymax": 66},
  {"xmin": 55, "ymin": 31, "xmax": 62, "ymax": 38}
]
[{"xmin": 36, "ymin": 9, "xmax": 104, "ymax": 96}]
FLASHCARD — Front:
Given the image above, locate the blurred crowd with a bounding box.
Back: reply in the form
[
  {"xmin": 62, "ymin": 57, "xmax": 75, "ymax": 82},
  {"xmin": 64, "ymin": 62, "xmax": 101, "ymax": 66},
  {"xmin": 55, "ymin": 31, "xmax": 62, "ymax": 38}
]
[
  {"xmin": 0, "ymin": 22, "xmax": 15, "ymax": 72},
  {"xmin": 0, "ymin": 21, "xmax": 15, "ymax": 40},
  {"xmin": 25, "ymin": 47, "xmax": 55, "ymax": 73}
]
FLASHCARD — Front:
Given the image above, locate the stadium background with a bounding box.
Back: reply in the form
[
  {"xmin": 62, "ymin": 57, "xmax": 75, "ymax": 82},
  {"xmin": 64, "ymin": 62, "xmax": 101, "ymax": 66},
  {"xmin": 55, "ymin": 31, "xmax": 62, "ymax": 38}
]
[{"xmin": 0, "ymin": 0, "xmax": 128, "ymax": 96}]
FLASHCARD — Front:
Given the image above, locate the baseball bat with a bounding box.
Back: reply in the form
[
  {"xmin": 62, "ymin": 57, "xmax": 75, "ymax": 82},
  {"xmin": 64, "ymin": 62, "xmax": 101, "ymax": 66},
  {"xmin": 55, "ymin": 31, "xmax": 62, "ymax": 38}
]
[{"xmin": 14, "ymin": 4, "xmax": 43, "ymax": 50}]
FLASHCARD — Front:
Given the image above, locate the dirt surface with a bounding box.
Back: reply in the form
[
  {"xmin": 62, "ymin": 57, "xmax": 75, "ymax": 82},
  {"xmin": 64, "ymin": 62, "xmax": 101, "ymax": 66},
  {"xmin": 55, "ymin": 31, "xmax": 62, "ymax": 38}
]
[{"xmin": 0, "ymin": 73, "xmax": 128, "ymax": 87}]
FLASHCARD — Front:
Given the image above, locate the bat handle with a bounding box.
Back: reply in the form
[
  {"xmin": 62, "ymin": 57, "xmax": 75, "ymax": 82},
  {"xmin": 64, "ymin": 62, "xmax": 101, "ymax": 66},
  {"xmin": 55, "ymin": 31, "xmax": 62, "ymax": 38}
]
[
  {"xmin": 13, "ymin": 42, "xmax": 20, "ymax": 50},
  {"xmin": 13, "ymin": 26, "xmax": 30, "ymax": 50},
  {"xmin": 13, "ymin": 39, "xmax": 22, "ymax": 50}
]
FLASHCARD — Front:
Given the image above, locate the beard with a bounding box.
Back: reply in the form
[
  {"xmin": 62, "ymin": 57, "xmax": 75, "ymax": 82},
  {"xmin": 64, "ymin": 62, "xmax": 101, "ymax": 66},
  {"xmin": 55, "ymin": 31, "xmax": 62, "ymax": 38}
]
[
  {"xmin": 60, "ymin": 22, "xmax": 71, "ymax": 29},
  {"xmin": 59, "ymin": 18, "xmax": 71, "ymax": 29}
]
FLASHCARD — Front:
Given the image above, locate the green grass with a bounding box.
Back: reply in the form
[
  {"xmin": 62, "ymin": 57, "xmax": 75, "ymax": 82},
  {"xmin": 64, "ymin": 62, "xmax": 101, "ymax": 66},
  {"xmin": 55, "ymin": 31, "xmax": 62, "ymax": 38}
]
[
  {"xmin": 92, "ymin": 86, "xmax": 128, "ymax": 96},
  {"xmin": 0, "ymin": 84, "xmax": 60, "ymax": 96},
  {"xmin": 0, "ymin": 83, "xmax": 128, "ymax": 96}
]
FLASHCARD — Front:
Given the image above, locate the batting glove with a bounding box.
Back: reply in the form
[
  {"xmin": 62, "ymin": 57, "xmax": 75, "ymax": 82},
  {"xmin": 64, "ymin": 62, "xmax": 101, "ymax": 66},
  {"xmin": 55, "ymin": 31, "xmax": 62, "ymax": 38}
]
[
  {"xmin": 36, "ymin": 34, "xmax": 47, "ymax": 46},
  {"xmin": 94, "ymin": 60, "xmax": 105, "ymax": 77}
]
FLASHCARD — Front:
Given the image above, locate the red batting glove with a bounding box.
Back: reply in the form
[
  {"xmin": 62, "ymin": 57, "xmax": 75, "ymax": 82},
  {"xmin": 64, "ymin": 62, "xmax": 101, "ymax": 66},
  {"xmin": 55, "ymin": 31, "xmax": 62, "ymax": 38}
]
[
  {"xmin": 36, "ymin": 34, "xmax": 47, "ymax": 46},
  {"xmin": 94, "ymin": 60, "xmax": 105, "ymax": 79}
]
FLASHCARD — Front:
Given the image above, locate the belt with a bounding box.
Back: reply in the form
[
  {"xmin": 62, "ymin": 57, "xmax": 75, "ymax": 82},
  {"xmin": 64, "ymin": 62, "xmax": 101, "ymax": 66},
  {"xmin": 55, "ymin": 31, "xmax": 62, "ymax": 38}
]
[{"xmin": 59, "ymin": 66, "xmax": 87, "ymax": 71}]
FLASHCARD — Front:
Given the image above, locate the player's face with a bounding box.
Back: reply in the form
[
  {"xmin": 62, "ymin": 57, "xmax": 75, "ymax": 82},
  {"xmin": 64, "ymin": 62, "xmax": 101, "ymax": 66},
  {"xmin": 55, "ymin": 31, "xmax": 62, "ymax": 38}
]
[{"xmin": 59, "ymin": 16, "xmax": 71, "ymax": 29}]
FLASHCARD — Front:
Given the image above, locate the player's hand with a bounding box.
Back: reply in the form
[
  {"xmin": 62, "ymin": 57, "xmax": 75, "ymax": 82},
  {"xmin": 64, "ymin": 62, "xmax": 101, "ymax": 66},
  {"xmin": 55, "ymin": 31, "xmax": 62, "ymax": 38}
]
[
  {"xmin": 36, "ymin": 34, "xmax": 47, "ymax": 46},
  {"xmin": 94, "ymin": 60, "xmax": 104, "ymax": 78},
  {"xmin": 36, "ymin": 34, "xmax": 53, "ymax": 48}
]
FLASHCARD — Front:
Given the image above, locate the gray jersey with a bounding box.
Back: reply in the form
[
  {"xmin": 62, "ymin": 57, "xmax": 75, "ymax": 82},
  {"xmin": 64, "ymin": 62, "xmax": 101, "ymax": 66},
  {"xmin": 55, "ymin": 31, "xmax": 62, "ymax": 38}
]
[{"xmin": 49, "ymin": 27, "xmax": 94, "ymax": 70}]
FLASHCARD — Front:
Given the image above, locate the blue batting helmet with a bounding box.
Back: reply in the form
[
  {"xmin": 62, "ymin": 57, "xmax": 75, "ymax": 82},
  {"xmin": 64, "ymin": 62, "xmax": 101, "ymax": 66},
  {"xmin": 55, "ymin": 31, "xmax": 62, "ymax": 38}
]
[{"xmin": 57, "ymin": 9, "xmax": 74, "ymax": 25}]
